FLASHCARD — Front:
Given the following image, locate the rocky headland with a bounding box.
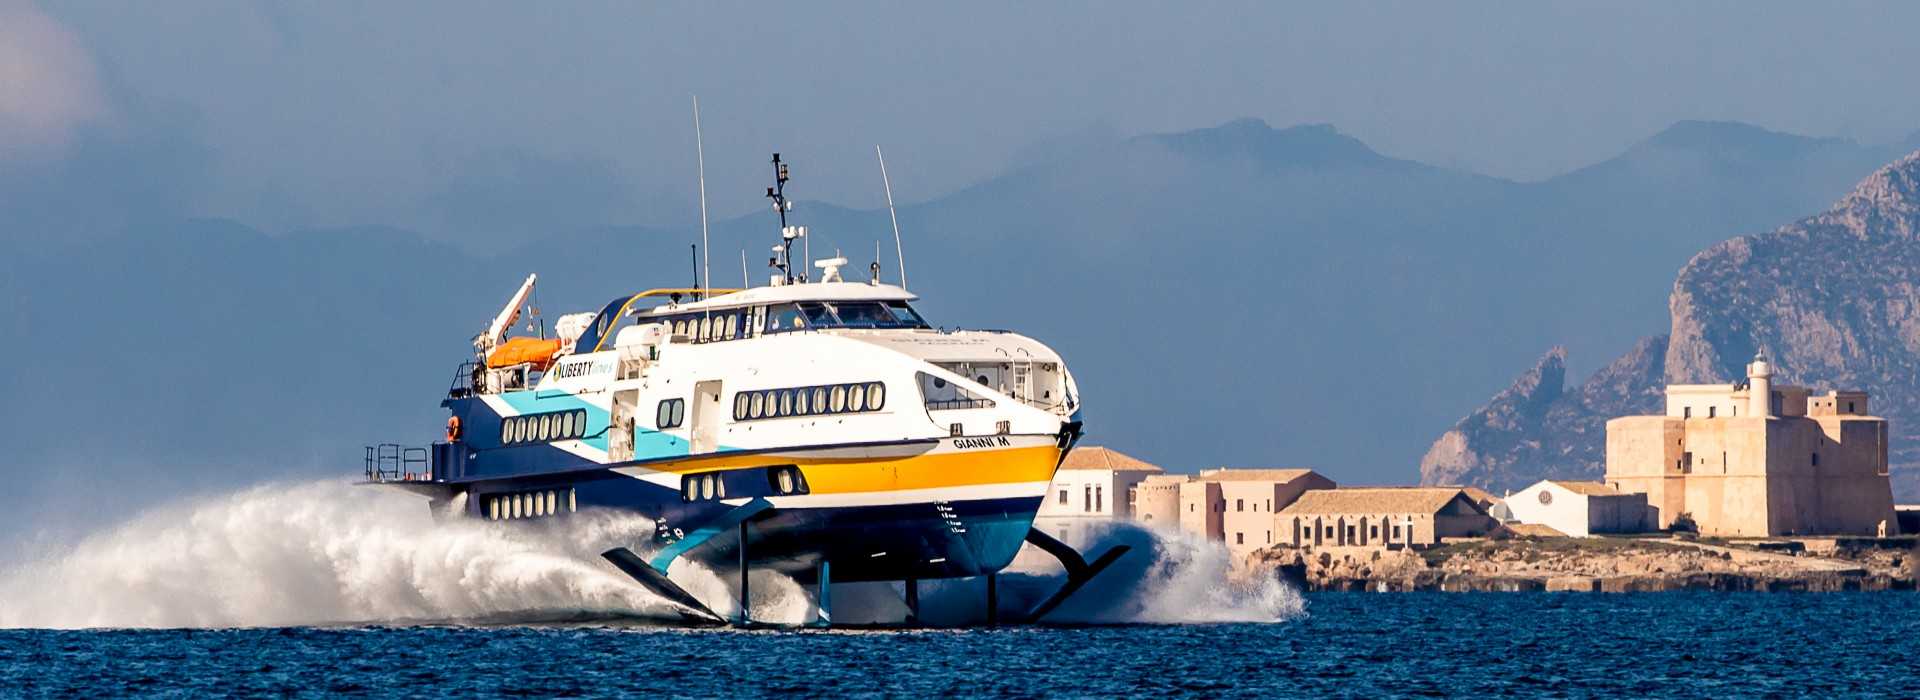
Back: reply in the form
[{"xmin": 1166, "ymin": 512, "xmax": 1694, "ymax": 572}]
[{"xmin": 1423, "ymin": 151, "xmax": 1920, "ymax": 499}]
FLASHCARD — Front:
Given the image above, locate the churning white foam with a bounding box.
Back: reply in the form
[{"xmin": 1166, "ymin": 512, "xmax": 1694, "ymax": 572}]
[
  {"xmin": 0, "ymin": 480, "xmax": 816, "ymax": 629},
  {"xmin": 0, "ymin": 482, "xmax": 1301, "ymax": 629}
]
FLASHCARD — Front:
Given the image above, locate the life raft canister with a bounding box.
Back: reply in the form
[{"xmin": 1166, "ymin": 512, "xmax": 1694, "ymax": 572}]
[{"xmin": 446, "ymin": 416, "xmax": 463, "ymax": 442}]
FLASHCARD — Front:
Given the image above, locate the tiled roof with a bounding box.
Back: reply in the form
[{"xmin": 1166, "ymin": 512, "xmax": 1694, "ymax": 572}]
[
  {"xmin": 1196, "ymin": 468, "xmax": 1320, "ymax": 483},
  {"xmin": 1548, "ymin": 480, "xmax": 1626, "ymax": 497},
  {"xmin": 1059, "ymin": 446, "xmax": 1163, "ymax": 472},
  {"xmin": 1457, "ymin": 486, "xmax": 1501, "ymax": 507},
  {"xmin": 1278, "ymin": 487, "xmax": 1475, "ymax": 516}
]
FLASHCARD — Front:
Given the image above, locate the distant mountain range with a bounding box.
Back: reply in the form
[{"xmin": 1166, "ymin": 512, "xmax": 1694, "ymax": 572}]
[
  {"xmin": 1422, "ymin": 150, "xmax": 1920, "ymax": 500},
  {"xmin": 5, "ymin": 117, "xmax": 1917, "ymax": 530}
]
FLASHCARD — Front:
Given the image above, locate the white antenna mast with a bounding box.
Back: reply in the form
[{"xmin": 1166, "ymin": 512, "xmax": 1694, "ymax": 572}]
[
  {"xmin": 694, "ymin": 96, "xmax": 711, "ymax": 299},
  {"xmin": 740, "ymin": 249, "xmax": 749, "ymax": 288},
  {"xmin": 876, "ymin": 145, "xmax": 907, "ymax": 289}
]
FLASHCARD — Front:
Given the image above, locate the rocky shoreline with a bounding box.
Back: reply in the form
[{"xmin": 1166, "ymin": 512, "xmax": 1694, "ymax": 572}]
[{"xmin": 1254, "ymin": 535, "xmax": 1919, "ymax": 593}]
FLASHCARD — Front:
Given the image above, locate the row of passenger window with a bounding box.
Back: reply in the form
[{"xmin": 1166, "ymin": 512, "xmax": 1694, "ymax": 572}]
[
  {"xmin": 664, "ymin": 310, "xmax": 750, "ymax": 344},
  {"xmin": 501, "ymin": 410, "xmax": 589, "ymax": 445},
  {"xmin": 680, "ymin": 466, "xmax": 809, "ymax": 502},
  {"xmin": 485, "ymin": 488, "xmax": 577, "ymax": 521},
  {"xmin": 733, "ymin": 382, "xmax": 885, "ymax": 421}
]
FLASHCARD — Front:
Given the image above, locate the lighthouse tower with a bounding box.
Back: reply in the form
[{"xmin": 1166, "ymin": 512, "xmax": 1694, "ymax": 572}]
[{"xmin": 1746, "ymin": 351, "xmax": 1772, "ymax": 418}]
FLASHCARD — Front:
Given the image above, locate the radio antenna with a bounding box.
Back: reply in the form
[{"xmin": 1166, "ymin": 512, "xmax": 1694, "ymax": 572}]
[
  {"xmin": 876, "ymin": 145, "xmax": 907, "ymax": 289},
  {"xmin": 741, "ymin": 249, "xmax": 749, "ymax": 288},
  {"xmin": 693, "ymin": 96, "xmax": 711, "ymax": 300}
]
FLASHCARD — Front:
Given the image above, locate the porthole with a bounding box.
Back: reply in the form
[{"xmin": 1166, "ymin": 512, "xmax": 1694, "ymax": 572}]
[
  {"xmin": 714, "ymin": 475, "xmax": 726, "ymax": 499},
  {"xmin": 777, "ymin": 469, "xmax": 795, "ymax": 494},
  {"xmin": 867, "ymin": 382, "xmax": 885, "ymax": 410},
  {"xmin": 669, "ymin": 401, "xmax": 684, "ymax": 427},
  {"xmin": 831, "ymin": 385, "xmax": 848, "ymax": 413},
  {"xmin": 726, "ymin": 315, "xmax": 739, "ymax": 339},
  {"xmin": 511, "ymin": 418, "xmax": 526, "ymax": 444},
  {"xmin": 546, "ymin": 491, "xmax": 557, "ymax": 514},
  {"xmin": 812, "ymin": 387, "xmax": 829, "ymax": 414},
  {"xmin": 489, "ymin": 498, "xmax": 501, "ymax": 520},
  {"xmin": 749, "ymin": 392, "xmax": 765, "ymax": 419},
  {"xmin": 510, "ymin": 494, "xmax": 522, "ymax": 519},
  {"xmin": 532, "ymin": 494, "xmax": 545, "ymax": 517},
  {"xmin": 735, "ymin": 393, "xmax": 750, "ymax": 420},
  {"xmin": 849, "ymin": 384, "xmax": 867, "ymax": 412},
  {"xmin": 699, "ymin": 316, "xmax": 712, "ymax": 342},
  {"xmin": 537, "ymin": 414, "xmax": 552, "ymax": 441},
  {"xmin": 568, "ymin": 488, "xmax": 577, "ymax": 512},
  {"xmin": 700, "ymin": 474, "xmax": 715, "ymax": 500},
  {"xmin": 500, "ymin": 420, "xmax": 512, "ymax": 444},
  {"xmin": 795, "ymin": 389, "xmax": 811, "ymax": 415},
  {"xmin": 779, "ymin": 389, "xmax": 794, "ymax": 417}
]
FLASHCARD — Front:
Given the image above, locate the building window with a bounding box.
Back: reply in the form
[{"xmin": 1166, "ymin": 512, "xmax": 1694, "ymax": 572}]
[
  {"xmin": 1084, "ymin": 485, "xmax": 1092, "ymax": 512},
  {"xmin": 1095, "ymin": 486, "xmax": 1103, "ymax": 512},
  {"xmin": 1236, "ymin": 499, "xmax": 1244, "ymax": 512},
  {"xmin": 1684, "ymin": 407, "xmax": 1692, "ymax": 418},
  {"xmin": 1812, "ymin": 452, "xmax": 1820, "ymax": 467},
  {"xmin": 1058, "ymin": 489, "xmax": 1068, "ymax": 505},
  {"xmin": 1709, "ymin": 406, "xmax": 1717, "ymax": 418},
  {"xmin": 1235, "ymin": 532, "xmax": 1244, "ymax": 545}
]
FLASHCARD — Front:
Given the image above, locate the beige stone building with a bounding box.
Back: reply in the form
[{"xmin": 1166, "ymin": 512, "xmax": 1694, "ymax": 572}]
[
  {"xmin": 1201, "ymin": 469, "xmax": 1338, "ymax": 556},
  {"xmin": 1278, "ymin": 487, "xmax": 1498, "ymax": 549},
  {"xmin": 1123, "ymin": 467, "xmax": 1337, "ymax": 557},
  {"xmin": 1605, "ymin": 353, "xmax": 1898, "ymax": 537}
]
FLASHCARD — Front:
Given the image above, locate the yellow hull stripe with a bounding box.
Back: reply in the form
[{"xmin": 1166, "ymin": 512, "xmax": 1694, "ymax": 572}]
[{"xmin": 634, "ymin": 444, "xmax": 1062, "ymax": 494}]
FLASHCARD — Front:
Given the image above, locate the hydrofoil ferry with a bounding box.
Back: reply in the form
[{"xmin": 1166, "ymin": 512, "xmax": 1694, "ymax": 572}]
[{"xmin": 363, "ymin": 154, "xmax": 1125, "ymax": 625}]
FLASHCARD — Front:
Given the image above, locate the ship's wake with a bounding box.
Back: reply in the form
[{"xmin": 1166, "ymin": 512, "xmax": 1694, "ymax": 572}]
[{"xmin": 0, "ymin": 482, "xmax": 1302, "ymax": 629}]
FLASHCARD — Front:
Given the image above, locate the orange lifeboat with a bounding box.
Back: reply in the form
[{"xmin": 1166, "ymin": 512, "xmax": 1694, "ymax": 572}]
[{"xmin": 486, "ymin": 336, "xmax": 564, "ymax": 370}]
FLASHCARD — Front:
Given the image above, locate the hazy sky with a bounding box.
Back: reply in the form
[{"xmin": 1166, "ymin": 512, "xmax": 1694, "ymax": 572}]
[{"xmin": 17, "ymin": 1, "xmax": 1920, "ymax": 242}]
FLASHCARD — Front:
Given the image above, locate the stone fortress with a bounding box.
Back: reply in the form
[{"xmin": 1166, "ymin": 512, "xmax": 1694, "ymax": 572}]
[{"xmin": 1605, "ymin": 352, "xmax": 1899, "ymax": 537}]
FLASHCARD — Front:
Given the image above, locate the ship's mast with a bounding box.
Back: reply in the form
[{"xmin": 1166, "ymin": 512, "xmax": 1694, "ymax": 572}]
[{"xmin": 765, "ymin": 153, "xmax": 805, "ymax": 285}]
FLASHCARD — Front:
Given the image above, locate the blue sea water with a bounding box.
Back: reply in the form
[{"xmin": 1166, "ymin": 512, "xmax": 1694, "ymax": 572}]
[{"xmin": 5, "ymin": 593, "xmax": 1917, "ymax": 698}]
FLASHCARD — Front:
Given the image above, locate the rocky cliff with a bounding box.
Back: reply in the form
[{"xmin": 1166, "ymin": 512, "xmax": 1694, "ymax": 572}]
[
  {"xmin": 1419, "ymin": 337, "xmax": 1667, "ymax": 489},
  {"xmin": 1425, "ymin": 151, "xmax": 1920, "ymax": 497}
]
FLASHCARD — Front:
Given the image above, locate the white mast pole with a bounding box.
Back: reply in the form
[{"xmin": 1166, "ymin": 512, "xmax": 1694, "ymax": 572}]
[
  {"xmin": 876, "ymin": 145, "xmax": 907, "ymax": 289},
  {"xmin": 694, "ymin": 96, "xmax": 711, "ymax": 298},
  {"xmin": 741, "ymin": 249, "xmax": 749, "ymax": 288}
]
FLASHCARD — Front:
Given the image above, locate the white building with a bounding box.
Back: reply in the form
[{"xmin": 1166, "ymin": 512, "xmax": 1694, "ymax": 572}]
[
  {"xmin": 1504, "ymin": 480, "xmax": 1651, "ymax": 537},
  {"xmin": 1032, "ymin": 446, "xmax": 1163, "ymax": 542}
]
